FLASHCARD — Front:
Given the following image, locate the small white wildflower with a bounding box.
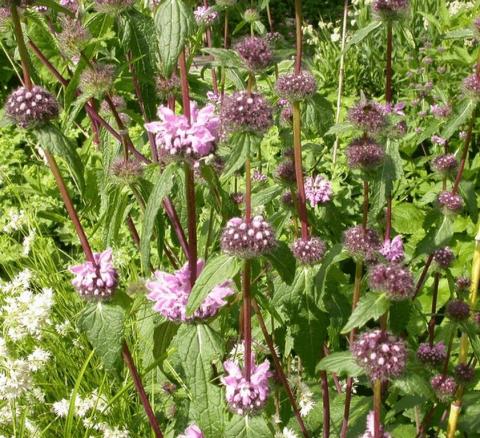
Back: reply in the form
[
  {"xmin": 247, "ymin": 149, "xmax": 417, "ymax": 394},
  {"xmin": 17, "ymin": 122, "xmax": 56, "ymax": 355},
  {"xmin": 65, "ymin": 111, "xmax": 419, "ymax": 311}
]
[
  {"xmin": 55, "ymin": 320, "xmax": 71, "ymax": 336},
  {"xmin": 282, "ymin": 427, "xmax": 299, "ymax": 438},
  {"xmin": 0, "ymin": 337, "xmax": 7, "ymax": 357},
  {"xmin": 22, "ymin": 230, "xmax": 36, "ymax": 256},
  {"xmin": 52, "ymin": 399, "xmax": 70, "ymax": 417},
  {"xmin": 27, "ymin": 348, "xmax": 51, "ymax": 371},
  {"xmin": 331, "ymin": 27, "xmax": 341, "ymax": 42},
  {"xmin": 30, "ymin": 387, "xmax": 46, "ymax": 402},
  {"xmin": 2, "ymin": 208, "xmax": 26, "ymax": 233},
  {"xmin": 0, "ymin": 358, "xmax": 33, "ymax": 400},
  {"xmin": 298, "ymin": 382, "xmax": 315, "ymax": 417},
  {"xmin": 98, "ymin": 423, "xmax": 130, "ymax": 438}
]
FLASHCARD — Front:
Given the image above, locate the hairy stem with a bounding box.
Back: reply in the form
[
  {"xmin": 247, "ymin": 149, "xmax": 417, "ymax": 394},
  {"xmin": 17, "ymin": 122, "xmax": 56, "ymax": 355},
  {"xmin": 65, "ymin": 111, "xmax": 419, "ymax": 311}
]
[
  {"xmin": 292, "ymin": 102, "xmax": 309, "ymax": 239},
  {"xmin": 294, "ymin": 0, "xmax": 303, "ymax": 74},
  {"xmin": 413, "ymin": 254, "xmax": 434, "ymax": 299},
  {"xmin": 122, "ymin": 344, "xmax": 163, "ymax": 438},
  {"xmin": 452, "ymin": 114, "xmax": 474, "ymax": 195},
  {"xmin": 373, "ymin": 379, "xmax": 382, "ymax": 438},
  {"xmin": 10, "ymin": 4, "xmax": 32, "ymax": 89},
  {"xmin": 252, "ymin": 300, "xmax": 310, "ymax": 437},
  {"xmin": 428, "ymin": 272, "xmax": 440, "ymax": 345},
  {"xmin": 243, "ymin": 260, "xmax": 252, "ymax": 381},
  {"xmin": 44, "ymin": 150, "xmax": 94, "ymax": 262},
  {"xmin": 385, "ymin": 22, "xmax": 393, "ymax": 104},
  {"xmin": 332, "ymin": 0, "xmax": 349, "ymax": 165},
  {"xmin": 320, "ymin": 370, "xmax": 331, "ymax": 438}
]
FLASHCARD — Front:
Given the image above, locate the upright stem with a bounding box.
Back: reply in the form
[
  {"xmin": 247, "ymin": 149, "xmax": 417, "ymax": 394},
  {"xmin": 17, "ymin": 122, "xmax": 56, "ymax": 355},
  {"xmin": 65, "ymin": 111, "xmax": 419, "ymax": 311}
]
[
  {"xmin": 292, "ymin": 102, "xmax": 309, "ymax": 239},
  {"xmin": 373, "ymin": 379, "xmax": 382, "ymax": 438},
  {"xmin": 340, "ymin": 260, "xmax": 363, "ymax": 438},
  {"xmin": 10, "ymin": 4, "xmax": 32, "ymax": 89},
  {"xmin": 252, "ymin": 300, "xmax": 310, "ymax": 438},
  {"xmin": 332, "ymin": 0, "xmax": 349, "ymax": 165},
  {"xmin": 452, "ymin": 115, "xmax": 474, "ymax": 195},
  {"xmin": 413, "ymin": 254, "xmax": 434, "ymax": 299},
  {"xmin": 122, "ymin": 344, "xmax": 163, "ymax": 438},
  {"xmin": 294, "ymin": 0, "xmax": 303, "ymax": 74},
  {"xmin": 320, "ymin": 370, "xmax": 331, "ymax": 438},
  {"xmin": 428, "ymin": 273, "xmax": 440, "ymax": 345},
  {"xmin": 44, "ymin": 150, "xmax": 94, "ymax": 263},
  {"xmin": 203, "ymin": 0, "xmax": 218, "ymax": 94},
  {"xmin": 385, "ymin": 22, "xmax": 393, "ymax": 104},
  {"xmin": 446, "ymin": 224, "xmax": 480, "ymax": 438},
  {"xmin": 179, "ymin": 50, "xmax": 197, "ymax": 285},
  {"xmin": 243, "ymin": 260, "xmax": 252, "ymax": 381},
  {"xmin": 363, "ymin": 179, "xmax": 369, "ymax": 229},
  {"xmin": 245, "ymin": 157, "xmax": 252, "ymax": 223}
]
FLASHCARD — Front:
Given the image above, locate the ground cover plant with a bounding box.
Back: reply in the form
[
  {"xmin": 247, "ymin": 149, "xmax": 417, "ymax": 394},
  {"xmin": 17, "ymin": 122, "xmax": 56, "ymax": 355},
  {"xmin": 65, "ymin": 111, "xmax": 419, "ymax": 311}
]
[{"xmin": 1, "ymin": 0, "xmax": 480, "ymax": 437}]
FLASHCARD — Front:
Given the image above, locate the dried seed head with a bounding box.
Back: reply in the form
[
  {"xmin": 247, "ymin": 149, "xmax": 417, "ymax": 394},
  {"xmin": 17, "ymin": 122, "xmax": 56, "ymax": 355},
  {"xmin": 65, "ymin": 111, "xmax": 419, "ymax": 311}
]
[
  {"xmin": 220, "ymin": 216, "xmax": 277, "ymax": 258},
  {"xmin": 57, "ymin": 17, "xmax": 90, "ymax": 57},
  {"xmin": 291, "ymin": 237, "xmax": 326, "ymax": 265},
  {"xmin": 79, "ymin": 63, "xmax": 115, "ymax": 97},
  {"xmin": 110, "ymin": 157, "xmax": 144, "ymax": 184},
  {"xmin": 351, "ymin": 329, "xmax": 407, "ymax": 381},
  {"xmin": 275, "ymin": 70, "xmax": 317, "ymax": 102},
  {"xmin": 5, "ymin": 85, "xmax": 59, "ymax": 128},
  {"xmin": 346, "ymin": 137, "xmax": 385, "ymax": 171},
  {"xmin": 221, "ymin": 91, "xmax": 273, "ymax": 134},
  {"xmin": 235, "ymin": 36, "xmax": 272, "ymax": 71}
]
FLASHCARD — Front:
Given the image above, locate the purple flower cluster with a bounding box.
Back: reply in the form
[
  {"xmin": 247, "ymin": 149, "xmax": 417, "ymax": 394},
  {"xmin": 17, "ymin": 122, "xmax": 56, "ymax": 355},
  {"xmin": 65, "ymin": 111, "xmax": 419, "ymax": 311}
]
[
  {"xmin": 220, "ymin": 216, "xmax": 277, "ymax": 258},
  {"xmin": 380, "ymin": 236, "xmax": 404, "ymax": 263},
  {"xmin": 430, "ymin": 374, "xmax": 457, "ymax": 401},
  {"xmin": 433, "ymin": 247, "xmax": 454, "ymax": 268},
  {"xmin": 417, "ymin": 342, "xmax": 447, "ymax": 367},
  {"xmin": 438, "ymin": 191, "xmax": 463, "ymax": 213},
  {"xmin": 235, "ymin": 36, "xmax": 272, "ymax": 71},
  {"xmin": 344, "ymin": 225, "xmax": 382, "ymax": 262},
  {"xmin": 348, "ymin": 99, "xmax": 388, "ymax": 133},
  {"xmin": 431, "ymin": 154, "xmax": 458, "ymax": 175},
  {"xmin": 291, "ymin": 237, "xmax": 326, "ymax": 265},
  {"xmin": 69, "ymin": 249, "xmax": 118, "ymax": 299},
  {"xmin": 221, "ymin": 358, "xmax": 272, "ymax": 415},
  {"xmin": 79, "ymin": 63, "xmax": 115, "ymax": 97},
  {"xmin": 60, "ymin": 0, "xmax": 78, "ymax": 11},
  {"xmin": 346, "ymin": 137, "xmax": 385, "ymax": 171},
  {"xmin": 194, "ymin": 6, "xmax": 218, "ymax": 26},
  {"xmin": 146, "ymin": 260, "xmax": 234, "ymax": 322},
  {"xmin": 221, "ymin": 91, "xmax": 273, "ymax": 134},
  {"xmin": 156, "ymin": 74, "xmax": 180, "ymax": 97},
  {"xmin": 5, "ymin": 86, "xmax": 59, "ymax": 128},
  {"xmin": 463, "ymin": 73, "xmax": 480, "ymax": 98},
  {"xmin": 145, "ymin": 102, "xmax": 220, "ymax": 161},
  {"xmin": 454, "ymin": 364, "xmax": 475, "ymax": 384},
  {"xmin": 361, "ymin": 411, "xmax": 392, "ymax": 438},
  {"xmin": 275, "ymin": 71, "xmax": 317, "ymax": 101},
  {"xmin": 431, "ymin": 135, "xmax": 447, "ymax": 147},
  {"xmin": 369, "ymin": 263, "xmax": 414, "ymax": 300},
  {"xmin": 275, "ymin": 160, "xmax": 296, "ymax": 183},
  {"xmin": 351, "ymin": 330, "xmax": 407, "ymax": 381},
  {"xmin": 178, "ymin": 424, "xmax": 204, "ymax": 438},
  {"xmin": 372, "ymin": 0, "xmax": 409, "ymax": 20},
  {"xmin": 446, "ymin": 299, "xmax": 470, "ymax": 321},
  {"xmin": 252, "ymin": 170, "xmax": 267, "ymax": 183},
  {"xmin": 0, "ymin": 8, "xmax": 9, "ymax": 29},
  {"xmin": 110, "ymin": 157, "xmax": 144, "ymax": 183},
  {"xmin": 304, "ymin": 175, "xmax": 333, "ymax": 207},
  {"xmin": 456, "ymin": 276, "xmax": 471, "ymax": 291},
  {"xmin": 430, "ymin": 104, "xmax": 452, "ymax": 119}
]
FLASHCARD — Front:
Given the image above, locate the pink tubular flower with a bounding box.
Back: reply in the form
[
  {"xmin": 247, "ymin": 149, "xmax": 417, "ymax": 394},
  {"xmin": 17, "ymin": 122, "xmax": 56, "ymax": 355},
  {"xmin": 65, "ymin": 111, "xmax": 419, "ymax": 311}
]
[
  {"xmin": 69, "ymin": 249, "xmax": 118, "ymax": 299},
  {"xmin": 380, "ymin": 235, "xmax": 404, "ymax": 263},
  {"xmin": 304, "ymin": 175, "xmax": 332, "ymax": 207},
  {"xmin": 146, "ymin": 260, "xmax": 234, "ymax": 322},
  {"xmin": 178, "ymin": 424, "xmax": 204, "ymax": 438},
  {"xmin": 145, "ymin": 102, "xmax": 220, "ymax": 161},
  {"xmin": 221, "ymin": 358, "xmax": 272, "ymax": 415}
]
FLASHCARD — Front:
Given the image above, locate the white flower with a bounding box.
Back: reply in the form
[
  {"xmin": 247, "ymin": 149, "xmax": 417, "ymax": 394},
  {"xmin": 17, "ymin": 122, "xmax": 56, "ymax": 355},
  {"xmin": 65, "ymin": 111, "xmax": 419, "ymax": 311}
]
[
  {"xmin": 298, "ymin": 383, "xmax": 315, "ymax": 417},
  {"xmin": 55, "ymin": 320, "xmax": 71, "ymax": 336},
  {"xmin": 52, "ymin": 399, "xmax": 70, "ymax": 417},
  {"xmin": 0, "ymin": 358, "xmax": 33, "ymax": 400},
  {"xmin": 98, "ymin": 423, "xmax": 130, "ymax": 438},
  {"xmin": 282, "ymin": 428, "xmax": 299, "ymax": 438},
  {"xmin": 27, "ymin": 348, "xmax": 51, "ymax": 371},
  {"xmin": 22, "ymin": 230, "xmax": 36, "ymax": 256},
  {"xmin": 331, "ymin": 27, "xmax": 341, "ymax": 42},
  {"xmin": 2, "ymin": 208, "xmax": 26, "ymax": 233},
  {"xmin": 1, "ymin": 269, "xmax": 32, "ymax": 294},
  {"xmin": 0, "ymin": 337, "xmax": 6, "ymax": 357}
]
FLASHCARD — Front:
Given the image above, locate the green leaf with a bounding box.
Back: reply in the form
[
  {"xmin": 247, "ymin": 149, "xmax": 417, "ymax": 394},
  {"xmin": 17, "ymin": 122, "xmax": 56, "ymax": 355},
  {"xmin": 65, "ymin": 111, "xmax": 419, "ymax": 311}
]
[
  {"xmin": 174, "ymin": 324, "xmax": 226, "ymax": 436},
  {"xmin": 252, "ymin": 185, "xmax": 283, "ymax": 208},
  {"xmin": 317, "ymin": 351, "xmax": 363, "ymax": 377},
  {"xmin": 225, "ymin": 416, "xmax": 272, "ymax": 438},
  {"xmin": 302, "ymin": 95, "xmax": 334, "ymax": 137},
  {"xmin": 78, "ymin": 302, "xmax": 125, "ymax": 373},
  {"xmin": 315, "ymin": 244, "xmax": 348, "ymax": 297},
  {"xmin": 272, "ymin": 267, "xmax": 306, "ymax": 306},
  {"xmin": 441, "ymin": 99, "xmax": 476, "ymax": 140},
  {"xmin": 155, "ymin": 0, "xmax": 194, "ymax": 77},
  {"xmin": 341, "ymin": 293, "xmax": 390, "ymax": 334},
  {"xmin": 186, "ymin": 254, "xmax": 241, "ymax": 316},
  {"xmin": 202, "ymin": 48, "xmax": 245, "ymax": 69},
  {"xmin": 434, "ymin": 215, "xmax": 454, "ymax": 247},
  {"xmin": 345, "ymin": 21, "xmax": 382, "ymax": 51},
  {"xmin": 221, "ymin": 132, "xmax": 257, "ymax": 179},
  {"xmin": 264, "ymin": 241, "xmax": 296, "ymax": 285},
  {"xmin": 125, "ymin": 9, "xmax": 158, "ymax": 120},
  {"xmin": 445, "ymin": 28, "xmax": 474, "ymax": 39},
  {"xmin": 35, "ymin": 124, "xmax": 85, "ymax": 193},
  {"xmin": 140, "ymin": 164, "xmax": 176, "ymax": 272},
  {"xmin": 461, "ymin": 321, "xmax": 480, "ymax": 362},
  {"xmin": 392, "ymin": 203, "xmax": 426, "ymax": 235}
]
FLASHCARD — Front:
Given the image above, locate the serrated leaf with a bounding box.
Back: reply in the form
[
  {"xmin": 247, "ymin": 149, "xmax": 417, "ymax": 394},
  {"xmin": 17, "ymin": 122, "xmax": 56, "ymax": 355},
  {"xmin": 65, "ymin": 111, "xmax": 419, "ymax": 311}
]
[
  {"xmin": 221, "ymin": 132, "xmax": 257, "ymax": 179},
  {"xmin": 140, "ymin": 164, "xmax": 176, "ymax": 272},
  {"xmin": 174, "ymin": 324, "xmax": 225, "ymax": 436},
  {"xmin": 225, "ymin": 416, "xmax": 272, "ymax": 438},
  {"xmin": 325, "ymin": 122, "xmax": 354, "ymax": 136},
  {"xmin": 392, "ymin": 203, "xmax": 426, "ymax": 235},
  {"xmin": 441, "ymin": 99, "xmax": 476, "ymax": 140},
  {"xmin": 155, "ymin": 0, "xmax": 194, "ymax": 77},
  {"xmin": 317, "ymin": 351, "xmax": 363, "ymax": 377},
  {"xmin": 392, "ymin": 373, "xmax": 433, "ymax": 398},
  {"xmin": 315, "ymin": 244, "xmax": 348, "ymax": 296},
  {"xmin": 345, "ymin": 21, "xmax": 382, "ymax": 51},
  {"xmin": 202, "ymin": 48, "xmax": 245, "ymax": 69},
  {"xmin": 272, "ymin": 267, "xmax": 306, "ymax": 306},
  {"xmin": 252, "ymin": 185, "xmax": 283, "ymax": 208},
  {"xmin": 35, "ymin": 124, "xmax": 85, "ymax": 193},
  {"xmin": 264, "ymin": 241, "xmax": 296, "ymax": 285},
  {"xmin": 186, "ymin": 254, "xmax": 241, "ymax": 316},
  {"xmin": 78, "ymin": 302, "xmax": 125, "ymax": 373},
  {"xmin": 341, "ymin": 293, "xmax": 390, "ymax": 334}
]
